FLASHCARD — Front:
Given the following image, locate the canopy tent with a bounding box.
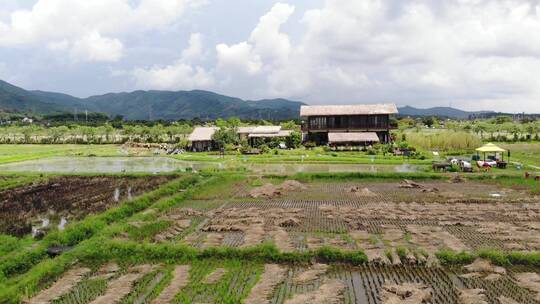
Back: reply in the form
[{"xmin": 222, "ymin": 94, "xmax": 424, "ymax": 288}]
[
  {"xmin": 475, "ymin": 143, "xmax": 508, "ymax": 164},
  {"xmin": 475, "ymin": 143, "xmax": 506, "ymax": 153}
]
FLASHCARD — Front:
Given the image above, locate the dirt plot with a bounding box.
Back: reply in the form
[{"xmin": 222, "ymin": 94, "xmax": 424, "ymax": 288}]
[
  {"xmin": 0, "ymin": 176, "xmax": 172, "ymax": 236},
  {"xmin": 151, "ymin": 178, "xmax": 540, "ymax": 255},
  {"xmin": 237, "ymin": 180, "xmax": 533, "ymax": 202}
]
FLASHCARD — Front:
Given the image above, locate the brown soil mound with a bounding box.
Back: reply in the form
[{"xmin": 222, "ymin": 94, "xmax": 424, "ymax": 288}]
[
  {"xmin": 458, "ymin": 288, "xmax": 488, "ymax": 304},
  {"xmin": 498, "ymin": 296, "xmax": 520, "ymax": 304},
  {"xmin": 292, "ymin": 263, "xmax": 329, "ymax": 284},
  {"xmin": 249, "ymin": 180, "xmax": 305, "ymax": 198},
  {"xmin": 152, "ymin": 265, "xmax": 190, "ymax": 304},
  {"xmin": 399, "ymin": 179, "xmax": 423, "ymax": 189},
  {"xmin": 514, "ymin": 272, "xmax": 540, "ymax": 301},
  {"xmin": 27, "ymin": 267, "xmax": 90, "ymax": 303},
  {"xmin": 285, "ymin": 279, "xmax": 346, "ymax": 304},
  {"xmin": 245, "ymin": 264, "xmax": 287, "ymax": 304},
  {"xmin": 464, "ymin": 259, "xmax": 506, "ymax": 275},
  {"xmin": 270, "ymin": 228, "xmax": 294, "ymax": 252},
  {"xmin": 249, "ymin": 183, "xmax": 281, "ymax": 198},
  {"xmin": 348, "ymin": 186, "xmax": 377, "ymax": 197},
  {"xmin": 380, "ymin": 283, "xmax": 432, "ymax": 304},
  {"xmin": 204, "ymin": 268, "xmax": 226, "ymax": 284},
  {"xmin": 0, "ymin": 176, "xmax": 172, "ymax": 236}
]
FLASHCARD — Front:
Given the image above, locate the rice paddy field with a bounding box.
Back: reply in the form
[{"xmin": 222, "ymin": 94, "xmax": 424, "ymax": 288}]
[{"xmin": 0, "ymin": 171, "xmax": 539, "ymax": 304}]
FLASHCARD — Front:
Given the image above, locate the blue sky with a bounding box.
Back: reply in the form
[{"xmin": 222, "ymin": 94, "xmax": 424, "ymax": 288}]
[{"xmin": 1, "ymin": 0, "xmax": 540, "ymax": 112}]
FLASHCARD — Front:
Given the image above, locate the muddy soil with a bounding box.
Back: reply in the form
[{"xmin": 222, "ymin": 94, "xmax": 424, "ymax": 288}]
[{"xmin": 0, "ymin": 176, "xmax": 172, "ymax": 236}]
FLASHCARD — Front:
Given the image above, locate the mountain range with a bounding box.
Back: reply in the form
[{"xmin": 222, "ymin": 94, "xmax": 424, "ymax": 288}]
[
  {"xmin": 0, "ymin": 79, "xmax": 510, "ymax": 120},
  {"xmin": 0, "ymin": 80, "xmax": 304, "ymax": 121}
]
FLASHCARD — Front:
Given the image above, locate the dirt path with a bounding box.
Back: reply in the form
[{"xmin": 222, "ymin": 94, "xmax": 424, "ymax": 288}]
[
  {"xmin": 292, "ymin": 264, "xmax": 328, "ymax": 284},
  {"xmin": 284, "ymin": 279, "xmax": 346, "ymax": 304},
  {"xmin": 514, "ymin": 272, "xmax": 540, "ymax": 301},
  {"xmin": 458, "ymin": 288, "xmax": 488, "ymax": 304},
  {"xmin": 245, "ymin": 264, "xmax": 287, "ymax": 304},
  {"xmin": 380, "ymin": 283, "xmax": 432, "ymax": 304},
  {"xmin": 90, "ymin": 265, "xmax": 153, "ymax": 304},
  {"xmin": 151, "ymin": 265, "xmax": 190, "ymax": 304},
  {"xmin": 204, "ymin": 268, "xmax": 226, "ymax": 284},
  {"xmin": 27, "ymin": 267, "xmax": 90, "ymax": 304}
]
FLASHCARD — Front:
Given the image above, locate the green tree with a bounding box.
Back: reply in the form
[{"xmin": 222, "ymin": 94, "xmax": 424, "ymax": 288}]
[{"xmin": 50, "ymin": 126, "xmax": 69, "ymax": 143}]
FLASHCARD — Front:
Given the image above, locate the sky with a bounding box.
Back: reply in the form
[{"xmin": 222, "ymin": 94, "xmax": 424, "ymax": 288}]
[{"xmin": 1, "ymin": 0, "xmax": 540, "ymax": 113}]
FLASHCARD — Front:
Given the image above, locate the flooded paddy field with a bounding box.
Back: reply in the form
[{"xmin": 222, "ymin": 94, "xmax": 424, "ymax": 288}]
[
  {"xmin": 0, "ymin": 157, "xmax": 215, "ymax": 173},
  {"xmin": 3, "ymin": 173, "xmax": 539, "ymax": 304},
  {"xmin": 0, "ymin": 156, "xmax": 426, "ymax": 174}
]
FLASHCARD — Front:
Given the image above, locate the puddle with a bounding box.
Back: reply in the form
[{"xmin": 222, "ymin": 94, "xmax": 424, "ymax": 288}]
[
  {"xmin": 0, "ymin": 157, "xmax": 216, "ymax": 173},
  {"xmin": 58, "ymin": 217, "xmax": 67, "ymax": 231}
]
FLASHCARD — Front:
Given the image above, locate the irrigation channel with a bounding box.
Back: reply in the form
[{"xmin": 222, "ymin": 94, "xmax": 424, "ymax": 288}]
[{"xmin": 0, "ymin": 156, "xmax": 423, "ymax": 174}]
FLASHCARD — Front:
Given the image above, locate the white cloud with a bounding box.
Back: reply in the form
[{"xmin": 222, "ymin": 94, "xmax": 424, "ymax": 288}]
[
  {"xmin": 255, "ymin": 0, "xmax": 540, "ymax": 112},
  {"xmin": 69, "ymin": 32, "xmax": 124, "ymax": 62},
  {"xmin": 181, "ymin": 33, "xmax": 204, "ymax": 62},
  {"xmin": 132, "ymin": 63, "xmax": 214, "ymax": 90},
  {"xmin": 216, "ymin": 42, "xmax": 262, "ymax": 75},
  {"xmin": 0, "ymin": 0, "xmax": 203, "ymax": 62},
  {"xmin": 0, "ymin": 0, "xmax": 203, "ymax": 45},
  {"xmin": 249, "ymin": 3, "xmax": 295, "ymax": 63},
  {"xmin": 215, "ymin": 3, "xmax": 294, "ymax": 76},
  {"xmin": 130, "ymin": 32, "xmax": 214, "ymax": 90}
]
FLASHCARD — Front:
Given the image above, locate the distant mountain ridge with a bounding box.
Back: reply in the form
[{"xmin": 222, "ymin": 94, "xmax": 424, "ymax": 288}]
[
  {"xmin": 0, "ymin": 80, "xmax": 304, "ymax": 121},
  {"xmin": 0, "ymin": 79, "xmax": 524, "ymax": 120},
  {"xmin": 397, "ymin": 106, "xmax": 494, "ymax": 119}
]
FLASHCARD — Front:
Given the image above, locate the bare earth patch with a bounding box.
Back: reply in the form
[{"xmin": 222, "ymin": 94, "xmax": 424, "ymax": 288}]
[
  {"xmin": 380, "ymin": 283, "xmax": 432, "ymax": 304},
  {"xmin": 458, "ymin": 288, "xmax": 488, "ymax": 304},
  {"xmin": 204, "ymin": 268, "xmax": 226, "ymax": 284},
  {"xmin": 292, "ymin": 263, "xmax": 329, "ymax": 284},
  {"xmin": 284, "ymin": 279, "xmax": 346, "ymax": 304},
  {"xmin": 249, "ymin": 180, "xmax": 306, "ymax": 199},
  {"xmin": 245, "ymin": 264, "xmax": 287, "ymax": 304},
  {"xmin": 27, "ymin": 267, "xmax": 90, "ymax": 304},
  {"xmin": 461, "ymin": 258, "xmax": 506, "ymax": 280},
  {"xmin": 151, "ymin": 265, "xmax": 190, "ymax": 304},
  {"xmin": 514, "ymin": 272, "xmax": 540, "ymax": 301}
]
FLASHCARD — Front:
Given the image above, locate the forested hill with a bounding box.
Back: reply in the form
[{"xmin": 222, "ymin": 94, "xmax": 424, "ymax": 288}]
[{"xmin": 0, "ymin": 80, "xmax": 304, "ymax": 121}]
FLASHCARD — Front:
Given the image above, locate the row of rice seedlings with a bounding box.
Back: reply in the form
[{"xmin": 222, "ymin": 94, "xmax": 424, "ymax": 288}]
[
  {"xmin": 52, "ymin": 278, "xmax": 108, "ymax": 304},
  {"xmin": 456, "ymin": 269, "xmax": 539, "ymax": 304},
  {"xmin": 176, "ymin": 260, "xmax": 262, "ymax": 303},
  {"xmin": 444, "ymin": 225, "xmax": 509, "ymax": 252},
  {"xmin": 172, "ymin": 216, "xmax": 207, "ymax": 242},
  {"xmin": 126, "ymin": 220, "xmax": 173, "ymax": 242},
  {"xmin": 120, "ymin": 267, "xmax": 168, "ymax": 304},
  {"xmin": 270, "ymin": 264, "xmax": 462, "ymax": 304}
]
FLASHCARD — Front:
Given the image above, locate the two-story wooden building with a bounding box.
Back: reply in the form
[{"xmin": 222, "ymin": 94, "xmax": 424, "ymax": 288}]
[{"xmin": 300, "ymin": 104, "xmax": 398, "ymax": 145}]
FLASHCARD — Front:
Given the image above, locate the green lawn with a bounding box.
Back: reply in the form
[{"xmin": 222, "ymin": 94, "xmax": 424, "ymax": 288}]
[
  {"xmin": 0, "ymin": 144, "xmax": 122, "ymax": 164},
  {"xmin": 498, "ymin": 142, "xmax": 540, "ymax": 167}
]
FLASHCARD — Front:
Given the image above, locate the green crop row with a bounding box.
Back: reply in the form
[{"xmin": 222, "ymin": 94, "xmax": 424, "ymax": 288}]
[{"xmin": 436, "ymin": 250, "xmax": 540, "ymax": 267}]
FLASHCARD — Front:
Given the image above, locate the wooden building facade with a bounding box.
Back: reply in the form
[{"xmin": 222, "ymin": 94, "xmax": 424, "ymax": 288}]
[{"xmin": 300, "ymin": 104, "xmax": 398, "ymax": 145}]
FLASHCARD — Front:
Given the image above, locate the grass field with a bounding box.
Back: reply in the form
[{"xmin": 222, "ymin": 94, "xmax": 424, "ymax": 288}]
[{"xmin": 0, "ymin": 144, "xmax": 121, "ymax": 164}]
